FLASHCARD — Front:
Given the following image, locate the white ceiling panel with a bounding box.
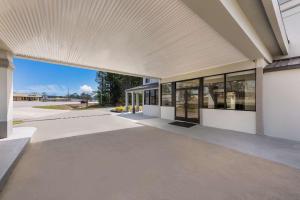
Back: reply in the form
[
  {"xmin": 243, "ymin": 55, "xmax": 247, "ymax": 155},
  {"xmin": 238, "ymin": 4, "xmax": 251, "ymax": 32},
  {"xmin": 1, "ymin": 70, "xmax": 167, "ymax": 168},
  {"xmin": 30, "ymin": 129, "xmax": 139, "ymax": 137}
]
[{"xmin": 0, "ymin": 0, "xmax": 248, "ymax": 78}]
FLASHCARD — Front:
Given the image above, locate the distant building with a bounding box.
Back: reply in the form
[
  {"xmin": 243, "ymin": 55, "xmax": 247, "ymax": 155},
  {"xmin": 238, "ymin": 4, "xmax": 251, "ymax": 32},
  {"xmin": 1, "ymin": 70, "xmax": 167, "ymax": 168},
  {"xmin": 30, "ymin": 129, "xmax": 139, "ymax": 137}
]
[
  {"xmin": 13, "ymin": 93, "xmax": 42, "ymax": 101},
  {"xmin": 45, "ymin": 96, "xmax": 69, "ymax": 101}
]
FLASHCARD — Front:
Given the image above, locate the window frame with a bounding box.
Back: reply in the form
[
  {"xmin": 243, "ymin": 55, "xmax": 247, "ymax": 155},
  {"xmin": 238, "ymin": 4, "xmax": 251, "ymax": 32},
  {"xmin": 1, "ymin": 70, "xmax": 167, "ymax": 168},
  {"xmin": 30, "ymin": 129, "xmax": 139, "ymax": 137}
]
[
  {"xmin": 225, "ymin": 69, "xmax": 256, "ymax": 112},
  {"xmin": 157, "ymin": 69, "xmax": 256, "ymax": 112},
  {"xmin": 201, "ymin": 69, "xmax": 256, "ymax": 112},
  {"xmin": 202, "ymin": 74, "xmax": 225, "ymax": 109},
  {"xmin": 150, "ymin": 89, "xmax": 156, "ymax": 105},
  {"xmin": 176, "ymin": 78, "xmax": 200, "ymax": 89},
  {"xmin": 144, "ymin": 90, "xmax": 150, "ymax": 105},
  {"xmin": 144, "ymin": 89, "xmax": 158, "ymax": 106},
  {"xmin": 160, "ymin": 82, "xmax": 174, "ymax": 107}
]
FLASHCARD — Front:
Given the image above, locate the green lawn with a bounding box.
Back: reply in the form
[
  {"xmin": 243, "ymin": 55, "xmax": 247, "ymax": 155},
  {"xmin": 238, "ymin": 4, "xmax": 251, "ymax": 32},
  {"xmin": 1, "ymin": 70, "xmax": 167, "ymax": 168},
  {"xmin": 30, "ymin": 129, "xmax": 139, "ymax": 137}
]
[
  {"xmin": 13, "ymin": 120, "xmax": 24, "ymax": 125},
  {"xmin": 33, "ymin": 105, "xmax": 73, "ymax": 110}
]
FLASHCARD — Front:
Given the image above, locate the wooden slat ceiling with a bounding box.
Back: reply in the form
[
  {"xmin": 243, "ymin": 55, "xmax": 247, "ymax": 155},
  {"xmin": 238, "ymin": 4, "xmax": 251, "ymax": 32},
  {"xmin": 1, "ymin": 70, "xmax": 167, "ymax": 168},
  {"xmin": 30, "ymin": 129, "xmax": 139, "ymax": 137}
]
[{"xmin": 0, "ymin": 0, "xmax": 248, "ymax": 78}]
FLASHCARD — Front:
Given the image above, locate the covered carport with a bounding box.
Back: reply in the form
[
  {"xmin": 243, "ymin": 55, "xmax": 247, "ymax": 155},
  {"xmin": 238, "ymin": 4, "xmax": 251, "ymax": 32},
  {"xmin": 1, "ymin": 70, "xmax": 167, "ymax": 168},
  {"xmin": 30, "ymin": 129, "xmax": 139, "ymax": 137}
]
[
  {"xmin": 1, "ymin": 1, "xmax": 300, "ymax": 199},
  {"xmin": 0, "ymin": 0, "xmax": 289, "ymax": 139}
]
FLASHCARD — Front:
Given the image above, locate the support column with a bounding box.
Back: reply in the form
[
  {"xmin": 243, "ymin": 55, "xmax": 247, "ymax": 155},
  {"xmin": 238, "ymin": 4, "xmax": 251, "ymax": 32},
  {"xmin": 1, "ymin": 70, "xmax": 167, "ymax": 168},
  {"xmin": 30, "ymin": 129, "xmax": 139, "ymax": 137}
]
[
  {"xmin": 142, "ymin": 92, "xmax": 144, "ymax": 105},
  {"xmin": 0, "ymin": 50, "xmax": 14, "ymax": 139},
  {"xmin": 255, "ymin": 58, "xmax": 267, "ymax": 136},
  {"xmin": 136, "ymin": 93, "xmax": 139, "ymax": 110},
  {"xmin": 142, "ymin": 91, "xmax": 144, "ymax": 113},
  {"xmin": 125, "ymin": 91, "xmax": 128, "ymax": 112},
  {"xmin": 131, "ymin": 92, "xmax": 135, "ymax": 114}
]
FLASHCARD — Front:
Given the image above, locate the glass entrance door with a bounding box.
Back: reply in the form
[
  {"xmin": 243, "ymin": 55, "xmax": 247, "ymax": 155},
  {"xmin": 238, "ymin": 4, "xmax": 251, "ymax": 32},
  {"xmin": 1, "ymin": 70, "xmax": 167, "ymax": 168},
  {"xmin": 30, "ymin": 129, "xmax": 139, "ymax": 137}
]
[
  {"xmin": 187, "ymin": 89, "xmax": 199, "ymax": 122},
  {"xmin": 175, "ymin": 90, "xmax": 186, "ymax": 120},
  {"xmin": 175, "ymin": 88, "xmax": 199, "ymax": 123}
]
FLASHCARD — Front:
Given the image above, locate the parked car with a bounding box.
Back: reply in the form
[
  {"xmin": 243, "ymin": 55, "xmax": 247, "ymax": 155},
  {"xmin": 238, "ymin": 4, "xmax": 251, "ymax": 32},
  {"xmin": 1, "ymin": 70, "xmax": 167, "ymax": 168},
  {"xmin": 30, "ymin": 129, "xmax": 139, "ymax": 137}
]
[{"xmin": 80, "ymin": 100, "xmax": 88, "ymax": 104}]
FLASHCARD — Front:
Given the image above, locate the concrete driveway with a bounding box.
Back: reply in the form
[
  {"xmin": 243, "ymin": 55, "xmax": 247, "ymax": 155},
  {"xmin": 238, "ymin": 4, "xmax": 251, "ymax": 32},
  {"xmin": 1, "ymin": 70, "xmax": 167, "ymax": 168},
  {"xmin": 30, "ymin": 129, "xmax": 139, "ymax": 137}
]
[
  {"xmin": 13, "ymin": 101, "xmax": 77, "ymax": 120},
  {"xmin": 1, "ymin": 108, "xmax": 299, "ymax": 199},
  {"xmin": 1, "ymin": 124, "xmax": 300, "ymax": 200},
  {"xmin": 17, "ymin": 109, "xmax": 140, "ymax": 143}
]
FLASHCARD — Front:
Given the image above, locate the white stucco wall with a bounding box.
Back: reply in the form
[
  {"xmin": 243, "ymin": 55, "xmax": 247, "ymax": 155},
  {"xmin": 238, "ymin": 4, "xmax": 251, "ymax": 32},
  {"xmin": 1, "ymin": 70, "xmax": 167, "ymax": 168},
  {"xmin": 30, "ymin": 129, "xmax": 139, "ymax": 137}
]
[
  {"xmin": 281, "ymin": 2, "xmax": 300, "ymax": 57},
  {"xmin": 160, "ymin": 106, "xmax": 175, "ymax": 120},
  {"xmin": 143, "ymin": 105, "xmax": 161, "ymax": 117},
  {"xmin": 201, "ymin": 109, "xmax": 256, "ymax": 134},
  {"xmin": 263, "ymin": 69, "xmax": 300, "ymax": 141}
]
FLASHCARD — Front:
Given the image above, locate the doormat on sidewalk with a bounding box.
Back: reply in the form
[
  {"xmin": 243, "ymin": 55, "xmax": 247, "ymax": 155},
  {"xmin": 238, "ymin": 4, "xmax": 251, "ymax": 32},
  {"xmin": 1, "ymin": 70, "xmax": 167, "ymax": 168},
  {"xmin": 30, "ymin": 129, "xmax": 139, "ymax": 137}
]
[{"xmin": 169, "ymin": 121, "xmax": 197, "ymax": 128}]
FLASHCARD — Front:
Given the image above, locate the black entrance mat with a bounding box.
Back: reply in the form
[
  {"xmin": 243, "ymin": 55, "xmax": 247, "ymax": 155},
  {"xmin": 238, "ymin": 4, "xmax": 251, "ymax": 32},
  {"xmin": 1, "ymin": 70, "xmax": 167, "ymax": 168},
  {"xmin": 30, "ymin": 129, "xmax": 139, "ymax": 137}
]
[{"xmin": 169, "ymin": 121, "xmax": 197, "ymax": 128}]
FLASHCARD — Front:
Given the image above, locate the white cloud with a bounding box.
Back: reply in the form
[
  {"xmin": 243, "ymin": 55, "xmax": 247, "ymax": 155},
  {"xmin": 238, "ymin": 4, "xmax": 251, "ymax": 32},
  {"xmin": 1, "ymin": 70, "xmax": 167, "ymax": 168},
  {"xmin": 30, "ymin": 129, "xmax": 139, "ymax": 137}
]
[
  {"xmin": 15, "ymin": 84, "xmax": 68, "ymax": 96},
  {"xmin": 80, "ymin": 85, "xmax": 93, "ymax": 94}
]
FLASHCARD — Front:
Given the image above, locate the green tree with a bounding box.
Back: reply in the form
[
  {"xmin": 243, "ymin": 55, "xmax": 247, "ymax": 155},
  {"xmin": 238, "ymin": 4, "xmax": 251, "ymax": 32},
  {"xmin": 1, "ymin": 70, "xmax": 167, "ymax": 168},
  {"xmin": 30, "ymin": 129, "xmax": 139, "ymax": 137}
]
[
  {"xmin": 106, "ymin": 73, "xmax": 122, "ymax": 105},
  {"xmin": 70, "ymin": 93, "xmax": 80, "ymax": 99},
  {"xmin": 96, "ymin": 72, "xmax": 109, "ymax": 105},
  {"xmin": 95, "ymin": 71, "xmax": 142, "ymax": 106}
]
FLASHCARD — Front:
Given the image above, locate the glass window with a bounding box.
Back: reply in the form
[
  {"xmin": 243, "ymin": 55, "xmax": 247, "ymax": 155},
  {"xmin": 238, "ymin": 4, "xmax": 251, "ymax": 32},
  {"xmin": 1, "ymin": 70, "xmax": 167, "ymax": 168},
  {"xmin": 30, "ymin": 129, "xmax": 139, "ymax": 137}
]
[
  {"xmin": 203, "ymin": 75, "xmax": 225, "ymax": 109},
  {"xmin": 176, "ymin": 79, "xmax": 199, "ymax": 89},
  {"xmin": 144, "ymin": 90, "xmax": 150, "ymax": 105},
  {"xmin": 144, "ymin": 89, "xmax": 158, "ymax": 105},
  {"xmin": 155, "ymin": 89, "xmax": 159, "ymax": 105},
  {"xmin": 226, "ymin": 70, "xmax": 256, "ymax": 111},
  {"xmin": 150, "ymin": 89, "xmax": 158, "ymax": 105},
  {"xmin": 161, "ymin": 83, "xmax": 173, "ymax": 106}
]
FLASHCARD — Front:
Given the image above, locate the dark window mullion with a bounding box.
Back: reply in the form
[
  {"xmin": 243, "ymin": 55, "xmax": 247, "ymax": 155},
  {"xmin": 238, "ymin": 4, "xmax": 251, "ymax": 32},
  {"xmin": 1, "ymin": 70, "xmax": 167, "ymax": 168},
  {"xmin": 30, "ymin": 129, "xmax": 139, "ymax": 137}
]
[
  {"xmin": 199, "ymin": 78, "xmax": 203, "ymax": 109},
  {"xmin": 224, "ymin": 74, "xmax": 227, "ymax": 109},
  {"xmin": 160, "ymin": 84, "xmax": 162, "ymax": 106},
  {"xmin": 172, "ymin": 82, "xmax": 176, "ymax": 107}
]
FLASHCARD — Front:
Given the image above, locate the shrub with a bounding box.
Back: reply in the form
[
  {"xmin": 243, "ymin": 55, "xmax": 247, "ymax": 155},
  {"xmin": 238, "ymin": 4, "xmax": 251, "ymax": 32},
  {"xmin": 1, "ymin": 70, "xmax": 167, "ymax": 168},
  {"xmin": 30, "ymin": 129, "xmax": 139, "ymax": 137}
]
[{"xmin": 111, "ymin": 105, "xmax": 143, "ymax": 113}]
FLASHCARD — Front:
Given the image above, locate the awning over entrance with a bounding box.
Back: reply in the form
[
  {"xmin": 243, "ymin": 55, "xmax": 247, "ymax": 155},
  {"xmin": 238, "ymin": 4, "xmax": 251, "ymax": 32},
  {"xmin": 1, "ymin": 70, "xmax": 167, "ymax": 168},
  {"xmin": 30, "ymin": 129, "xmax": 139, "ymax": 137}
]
[{"xmin": 126, "ymin": 82, "xmax": 159, "ymax": 92}]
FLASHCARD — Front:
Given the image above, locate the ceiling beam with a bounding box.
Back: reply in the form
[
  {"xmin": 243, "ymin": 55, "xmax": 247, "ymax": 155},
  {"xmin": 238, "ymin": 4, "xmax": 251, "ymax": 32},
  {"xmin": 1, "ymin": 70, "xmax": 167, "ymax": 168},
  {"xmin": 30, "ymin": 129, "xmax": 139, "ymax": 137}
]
[
  {"xmin": 262, "ymin": 0, "xmax": 289, "ymax": 55},
  {"xmin": 181, "ymin": 0, "xmax": 273, "ymax": 63}
]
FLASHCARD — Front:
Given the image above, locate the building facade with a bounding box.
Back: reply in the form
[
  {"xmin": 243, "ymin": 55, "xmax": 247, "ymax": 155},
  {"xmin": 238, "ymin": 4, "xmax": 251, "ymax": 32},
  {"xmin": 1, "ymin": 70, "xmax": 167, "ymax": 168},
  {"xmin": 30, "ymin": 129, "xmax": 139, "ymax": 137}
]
[
  {"xmin": 126, "ymin": 0, "xmax": 300, "ymax": 141},
  {"xmin": 13, "ymin": 93, "xmax": 42, "ymax": 101}
]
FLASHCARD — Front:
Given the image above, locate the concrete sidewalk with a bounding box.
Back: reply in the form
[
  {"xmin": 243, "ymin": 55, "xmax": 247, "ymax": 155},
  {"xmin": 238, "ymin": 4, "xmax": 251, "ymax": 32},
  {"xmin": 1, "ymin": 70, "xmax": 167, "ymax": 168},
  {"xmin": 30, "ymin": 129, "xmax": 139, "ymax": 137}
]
[
  {"xmin": 119, "ymin": 113, "xmax": 300, "ymax": 170},
  {"xmin": 0, "ymin": 127, "xmax": 36, "ymax": 192}
]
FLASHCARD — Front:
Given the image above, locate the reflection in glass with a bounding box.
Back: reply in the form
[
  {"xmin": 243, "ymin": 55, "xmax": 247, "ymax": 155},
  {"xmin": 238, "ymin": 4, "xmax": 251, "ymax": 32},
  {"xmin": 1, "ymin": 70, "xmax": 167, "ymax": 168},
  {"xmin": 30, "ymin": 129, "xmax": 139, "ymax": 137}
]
[
  {"xmin": 145, "ymin": 89, "xmax": 158, "ymax": 105},
  {"xmin": 176, "ymin": 79, "xmax": 199, "ymax": 89},
  {"xmin": 187, "ymin": 89, "xmax": 198, "ymax": 120},
  {"xmin": 144, "ymin": 90, "xmax": 150, "ymax": 105},
  {"xmin": 176, "ymin": 90, "xmax": 185, "ymax": 118},
  {"xmin": 161, "ymin": 83, "xmax": 172, "ymax": 106},
  {"xmin": 203, "ymin": 75, "xmax": 224, "ymax": 109},
  {"xmin": 226, "ymin": 70, "xmax": 255, "ymax": 111},
  {"xmin": 150, "ymin": 89, "xmax": 158, "ymax": 105}
]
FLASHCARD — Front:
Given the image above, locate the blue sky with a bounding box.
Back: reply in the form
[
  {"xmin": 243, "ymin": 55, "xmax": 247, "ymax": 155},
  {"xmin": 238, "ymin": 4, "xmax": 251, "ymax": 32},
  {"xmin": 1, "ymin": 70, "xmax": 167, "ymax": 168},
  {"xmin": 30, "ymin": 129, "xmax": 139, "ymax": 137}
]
[{"xmin": 13, "ymin": 58, "xmax": 98, "ymax": 96}]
